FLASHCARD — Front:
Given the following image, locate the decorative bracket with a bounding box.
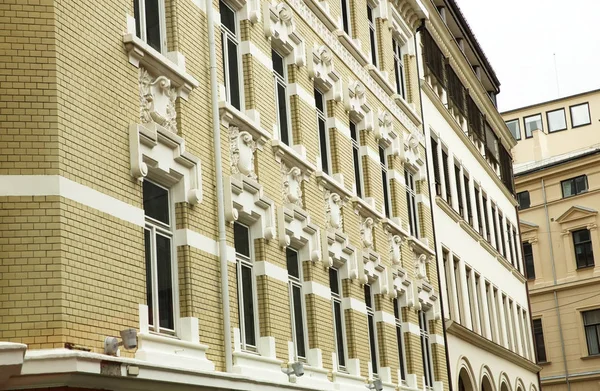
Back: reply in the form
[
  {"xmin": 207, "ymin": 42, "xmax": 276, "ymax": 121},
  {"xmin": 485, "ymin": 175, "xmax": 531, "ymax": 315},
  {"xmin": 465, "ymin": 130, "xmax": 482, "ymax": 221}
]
[
  {"xmin": 263, "ymin": 1, "xmax": 305, "ymax": 66},
  {"xmin": 307, "ymin": 45, "xmax": 342, "ymax": 102}
]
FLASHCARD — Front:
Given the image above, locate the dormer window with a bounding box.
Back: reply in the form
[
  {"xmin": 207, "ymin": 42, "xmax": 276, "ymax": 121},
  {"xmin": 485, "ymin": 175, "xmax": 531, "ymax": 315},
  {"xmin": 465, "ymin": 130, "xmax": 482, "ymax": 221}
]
[{"xmin": 134, "ymin": 0, "xmax": 166, "ymax": 53}]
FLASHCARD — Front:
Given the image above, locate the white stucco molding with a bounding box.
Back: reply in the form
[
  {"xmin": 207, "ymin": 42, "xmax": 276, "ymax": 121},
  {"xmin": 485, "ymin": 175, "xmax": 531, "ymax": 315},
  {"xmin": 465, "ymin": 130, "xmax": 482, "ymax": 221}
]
[
  {"xmin": 226, "ymin": 0, "xmax": 261, "ymax": 22},
  {"xmin": 232, "ymin": 329, "xmax": 288, "ymax": 383},
  {"xmin": 129, "ymin": 121, "xmax": 202, "ymax": 205},
  {"xmin": 0, "ymin": 342, "xmax": 27, "ymax": 387},
  {"xmin": 123, "ymin": 16, "xmax": 198, "ymax": 100},
  {"xmin": 263, "ymin": 1, "xmax": 305, "ymax": 66},
  {"xmin": 277, "ymin": 204, "xmax": 321, "ymax": 265},
  {"xmin": 400, "ymin": 132, "xmax": 426, "ymax": 180},
  {"xmin": 219, "ymin": 100, "xmax": 271, "ymax": 148},
  {"xmin": 308, "ymin": 45, "xmax": 343, "ymax": 102},
  {"xmin": 344, "ymin": 80, "xmax": 374, "ymax": 131},
  {"xmin": 136, "ymin": 304, "xmax": 214, "ymax": 371}
]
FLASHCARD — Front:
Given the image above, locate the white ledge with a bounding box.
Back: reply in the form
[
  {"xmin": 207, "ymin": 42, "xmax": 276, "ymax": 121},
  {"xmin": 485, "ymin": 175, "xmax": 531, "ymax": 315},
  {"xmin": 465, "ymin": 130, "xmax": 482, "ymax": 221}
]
[
  {"xmin": 315, "ymin": 171, "xmax": 353, "ymax": 200},
  {"xmin": 352, "ymin": 196, "xmax": 384, "ymax": 221},
  {"xmin": 136, "ymin": 332, "xmax": 215, "ymax": 372},
  {"xmin": 271, "ymin": 140, "xmax": 316, "ymax": 176},
  {"xmin": 335, "ymin": 30, "xmax": 369, "ymax": 66},
  {"xmin": 392, "ymin": 93, "xmax": 422, "ymax": 126},
  {"xmin": 303, "ymin": 0, "xmax": 338, "ymax": 32},
  {"xmin": 123, "ymin": 33, "xmax": 199, "ymax": 99},
  {"xmin": 0, "ymin": 342, "xmax": 27, "ymax": 386},
  {"xmin": 219, "ymin": 101, "xmax": 271, "ymax": 147},
  {"xmin": 366, "ymin": 64, "xmax": 395, "ymax": 95}
]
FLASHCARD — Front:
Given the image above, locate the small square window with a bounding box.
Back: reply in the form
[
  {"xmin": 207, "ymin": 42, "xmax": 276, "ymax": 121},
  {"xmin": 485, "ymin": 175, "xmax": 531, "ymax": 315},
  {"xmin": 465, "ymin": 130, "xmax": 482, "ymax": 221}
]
[
  {"xmin": 524, "ymin": 114, "xmax": 543, "ymax": 138},
  {"xmin": 517, "ymin": 191, "xmax": 530, "ymax": 210},
  {"xmin": 570, "ymin": 103, "xmax": 591, "ymax": 128},
  {"xmin": 546, "ymin": 108, "xmax": 567, "ymax": 132},
  {"xmin": 505, "ymin": 119, "xmax": 521, "ymax": 140},
  {"xmin": 583, "ymin": 309, "xmax": 600, "ymax": 355},
  {"xmin": 561, "ymin": 175, "xmax": 588, "ymax": 198},
  {"xmin": 573, "ymin": 229, "xmax": 594, "ymax": 269}
]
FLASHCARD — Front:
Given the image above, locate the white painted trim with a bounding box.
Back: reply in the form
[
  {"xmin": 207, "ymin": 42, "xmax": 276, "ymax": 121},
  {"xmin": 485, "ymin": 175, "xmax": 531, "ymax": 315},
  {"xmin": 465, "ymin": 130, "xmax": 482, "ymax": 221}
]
[
  {"xmin": 388, "ymin": 169, "xmax": 406, "ymax": 185},
  {"xmin": 359, "ymin": 145, "xmax": 379, "ymax": 163},
  {"xmin": 0, "ymin": 175, "xmax": 144, "ymax": 226},
  {"xmin": 326, "ymin": 118, "xmax": 351, "ymax": 139},
  {"xmin": 254, "ymin": 261, "xmax": 289, "ymax": 283},
  {"xmin": 342, "ymin": 297, "xmax": 367, "ymax": 314},
  {"xmin": 416, "ymin": 194, "xmax": 430, "ymax": 205},
  {"xmin": 174, "ymin": 229, "xmax": 236, "ymax": 262},
  {"xmin": 288, "ymin": 83, "xmax": 315, "ymax": 106},
  {"xmin": 403, "ymin": 321, "xmax": 420, "ymax": 336},
  {"xmin": 430, "ymin": 334, "xmax": 445, "ymax": 346},
  {"xmin": 240, "ymin": 41, "xmax": 273, "ymax": 70},
  {"xmin": 303, "ymin": 281, "xmax": 331, "ymax": 300},
  {"xmin": 374, "ymin": 310, "xmax": 395, "ymax": 325}
]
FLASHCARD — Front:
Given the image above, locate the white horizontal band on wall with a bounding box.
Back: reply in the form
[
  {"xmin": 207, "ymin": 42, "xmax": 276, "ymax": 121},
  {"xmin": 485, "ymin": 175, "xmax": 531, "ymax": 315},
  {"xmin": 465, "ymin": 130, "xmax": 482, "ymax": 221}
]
[{"xmin": 254, "ymin": 261, "xmax": 289, "ymax": 284}]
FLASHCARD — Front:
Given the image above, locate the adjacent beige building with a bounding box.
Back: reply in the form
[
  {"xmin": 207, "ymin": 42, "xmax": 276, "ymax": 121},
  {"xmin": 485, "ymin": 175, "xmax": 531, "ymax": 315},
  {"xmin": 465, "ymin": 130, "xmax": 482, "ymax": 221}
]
[
  {"xmin": 1, "ymin": 0, "xmax": 449, "ymax": 390},
  {"xmin": 504, "ymin": 89, "xmax": 600, "ymax": 390}
]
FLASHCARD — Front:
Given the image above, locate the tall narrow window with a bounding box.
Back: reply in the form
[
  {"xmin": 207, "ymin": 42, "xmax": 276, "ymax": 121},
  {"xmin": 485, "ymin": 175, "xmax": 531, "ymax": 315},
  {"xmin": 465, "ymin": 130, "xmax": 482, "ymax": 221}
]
[
  {"xmin": 466, "ymin": 269, "xmax": 476, "ymax": 331},
  {"xmin": 583, "ymin": 309, "xmax": 600, "ymax": 356},
  {"xmin": 453, "ymin": 257, "xmax": 462, "ymax": 323},
  {"xmin": 497, "ymin": 210, "xmax": 506, "ymax": 257},
  {"xmin": 509, "ymin": 300, "xmax": 518, "ymax": 353},
  {"xmin": 367, "ymin": 5, "xmax": 378, "ymax": 67},
  {"xmin": 234, "ymin": 222, "xmax": 258, "ymax": 351},
  {"xmin": 512, "ymin": 227, "xmax": 520, "ymax": 273},
  {"xmin": 316, "ymin": 89, "xmax": 330, "ymax": 174},
  {"xmin": 330, "ymin": 268, "xmax": 347, "ymax": 370},
  {"xmin": 573, "ymin": 229, "xmax": 594, "ymax": 268},
  {"xmin": 393, "ymin": 39, "xmax": 406, "ymax": 98},
  {"xmin": 443, "ymin": 250, "xmax": 458, "ymax": 322},
  {"xmin": 494, "ymin": 288, "xmax": 503, "ymax": 346},
  {"xmin": 406, "ymin": 170, "xmax": 419, "ymax": 237},
  {"xmin": 419, "ymin": 310, "xmax": 434, "ymax": 388},
  {"xmin": 134, "ymin": 0, "xmax": 166, "ymax": 53},
  {"xmin": 475, "ymin": 187, "xmax": 483, "ymax": 234},
  {"xmin": 442, "ymin": 149, "xmax": 451, "ymax": 204},
  {"xmin": 485, "ymin": 283, "xmax": 496, "ymax": 342},
  {"xmin": 502, "ymin": 296, "xmax": 513, "ymax": 351},
  {"xmin": 351, "ymin": 122, "xmax": 363, "ymax": 198},
  {"xmin": 506, "ymin": 221, "xmax": 513, "ymax": 265},
  {"xmin": 341, "ymin": 0, "xmax": 351, "ymax": 35},
  {"xmin": 463, "ymin": 174, "xmax": 472, "ymax": 224},
  {"xmin": 532, "ymin": 319, "xmax": 547, "ymax": 362},
  {"xmin": 523, "ymin": 242, "xmax": 535, "ymax": 279},
  {"xmin": 431, "ymin": 138, "xmax": 441, "ymax": 196},
  {"xmin": 365, "ymin": 284, "xmax": 379, "ymax": 375},
  {"xmin": 273, "ymin": 50, "xmax": 291, "ymax": 145},
  {"xmin": 380, "ymin": 146, "xmax": 391, "ymax": 218},
  {"xmin": 517, "ymin": 191, "xmax": 530, "ymax": 210},
  {"xmin": 143, "ymin": 180, "xmax": 175, "ymax": 334},
  {"xmin": 455, "ymin": 164, "xmax": 463, "ymax": 217},
  {"xmin": 287, "ymin": 248, "xmax": 307, "ymax": 359},
  {"xmin": 475, "ymin": 275, "xmax": 484, "ymax": 335},
  {"xmin": 482, "ymin": 195, "xmax": 490, "ymax": 242},
  {"xmin": 220, "ymin": 0, "xmax": 242, "ymax": 110},
  {"xmin": 394, "ymin": 298, "xmax": 407, "ymax": 381}
]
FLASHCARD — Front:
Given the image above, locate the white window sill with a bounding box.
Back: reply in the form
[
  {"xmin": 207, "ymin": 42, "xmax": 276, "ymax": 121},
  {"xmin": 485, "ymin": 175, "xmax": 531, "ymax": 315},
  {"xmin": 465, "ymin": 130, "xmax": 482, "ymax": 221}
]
[
  {"xmin": 135, "ymin": 331, "xmax": 215, "ymax": 372},
  {"xmin": 123, "ymin": 33, "xmax": 199, "ymax": 99},
  {"xmin": 351, "ymin": 196, "xmax": 384, "ymax": 221},
  {"xmin": 366, "ymin": 64, "xmax": 394, "ymax": 96},
  {"xmin": 231, "ymin": 349, "xmax": 289, "ymax": 383},
  {"xmin": 303, "ymin": 0, "xmax": 338, "ymax": 32},
  {"xmin": 392, "ymin": 93, "xmax": 422, "ymax": 126},
  {"xmin": 315, "ymin": 171, "xmax": 353, "ymax": 200},
  {"xmin": 382, "ymin": 217, "xmax": 410, "ymax": 238},
  {"xmin": 335, "ymin": 30, "xmax": 369, "ymax": 66},
  {"xmin": 407, "ymin": 236, "xmax": 435, "ymax": 256},
  {"xmin": 331, "ymin": 370, "xmax": 367, "ymax": 391},
  {"xmin": 295, "ymin": 363, "xmax": 333, "ymax": 390},
  {"xmin": 219, "ymin": 101, "xmax": 271, "ymax": 148},
  {"xmin": 271, "ymin": 140, "xmax": 316, "ymax": 177}
]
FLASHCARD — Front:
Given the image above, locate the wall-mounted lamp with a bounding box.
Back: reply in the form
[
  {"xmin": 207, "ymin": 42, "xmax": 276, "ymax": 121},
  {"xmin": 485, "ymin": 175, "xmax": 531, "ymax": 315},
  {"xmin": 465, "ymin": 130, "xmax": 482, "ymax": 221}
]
[
  {"xmin": 282, "ymin": 361, "xmax": 305, "ymax": 377},
  {"xmin": 104, "ymin": 328, "xmax": 137, "ymax": 356},
  {"xmin": 366, "ymin": 379, "xmax": 383, "ymax": 391}
]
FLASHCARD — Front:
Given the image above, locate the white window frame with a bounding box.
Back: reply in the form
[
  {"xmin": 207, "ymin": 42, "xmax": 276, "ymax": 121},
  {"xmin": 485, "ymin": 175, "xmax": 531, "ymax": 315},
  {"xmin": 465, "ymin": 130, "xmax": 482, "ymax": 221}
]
[
  {"xmin": 394, "ymin": 297, "xmax": 407, "ymax": 382},
  {"xmin": 144, "ymin": 180, "xmax": 178, "ymax": 335},
  {"xmin": 316, "ymin": 88, "xmax": 332, "ymax": 174},
  {"xmin": 380, "ymin": 144, "xmax": 392, "ymax": 218},
  {"xmin": 419, "ymin": 309, "xmax": 434, "ymax": 389},
  {"xmin": 330, "ymin": 267, "xmax": 348, "ymax": 371},
  {"xmin": 135, "ymin": 0, "xmax": 167, "ymax": 54},
  {"xmin": 392, "ymin": 38, "xmax": 406, "ymax": 99},
  {"xmin": 351, "ymin": 121, "xmax": 365, "ymax": 198},
  {"xmin": 287, "ymin": 247, "xmax": 309, "ymax": 361},
  {"xmin": 234, "ymin": 222, "xmax": 260, "ymax": 352},
  {"xmin": 367, "ymin": 4, "xmax": 378, "ymax": 67},
  {"xmin": 220, "ymin": 0, "xmax": 244, "ymax": 111},
  {"xmin": 365, "ymin": 283, "xmax": 380, "ymax": 377},
  {"xmin": 273, "ymin": 49, "xmax": 292, "ymax": 146},
  {"xmin": 405, "ymin": 168, "xmax": 419, "ymax": 237}
]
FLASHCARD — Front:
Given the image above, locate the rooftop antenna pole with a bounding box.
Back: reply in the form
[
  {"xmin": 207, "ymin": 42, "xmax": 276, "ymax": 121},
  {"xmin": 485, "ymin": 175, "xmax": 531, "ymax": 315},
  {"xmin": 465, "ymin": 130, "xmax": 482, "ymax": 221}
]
[{"xmin": 553, "ymin": 53, "xmax": 561, "ymax": 98}]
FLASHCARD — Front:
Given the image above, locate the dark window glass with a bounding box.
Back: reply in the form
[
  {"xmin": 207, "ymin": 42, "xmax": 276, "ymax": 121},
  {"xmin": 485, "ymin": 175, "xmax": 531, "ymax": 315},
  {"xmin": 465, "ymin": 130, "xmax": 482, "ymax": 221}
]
[
  {"xmin": 442, "ymin": 150, "xmax": 451, "ymax": 204},
  {"xmin": 517, "ymin": 191, "xmax": 530, "ymax": 210},
  {"xmin": 419, "ymin": 310, "xmax": 434, "ymax": 387},
  {"xmin": 286, "ymin": 248, "xmax": 300, "ymax": 278},
  {"xmin": 573, "ymin": 229, "xmax": 594, "ymax": 268},
  {"xmin": 583, "ymin": 310, "xmax": 600, "ymax": 356},
  {"xmin": 234, "ymin": 223, "xmax": 250, "ymax": 258},
  {"xmin": 499, "ymin": 213, "xmax": 507, "ymax": 258},
  {"xmin": 219, "ymin": 0, "xmax": 236, "ymax": 33},
  {"xmin": 367, "ymin": 312, "xmax": 378, "ymax": 374},
  {"xmin": 329, "ymin": 268, "xmax": 340, "ymax": 295},
  {"xmin": 292, "ymin": 285, "xmax": 306, "ymax": 357},
  {"xmin": 134, "ymin": 0, "xmax": 141, "ymax": 40},
  {"xmin": 406, "ymin": 170, "xmax": 418, "ymax": 237},
  {"xmin": 483, "ymin": 196, "xmax": 490, "ymax": 242},
  {"xmin": 227, "ymin": 39, "xmax": 241, "ymax": 109},
  {"xmin": 143, "ymin": 180, "xmax": 170, "ymax": 225},
  {"xmin": 272, "ymin": 50, "xmax": 284, "ymax": 77},
  {"xmin": 464, "ymin": 174, "xmax": 472, "ymax": 224},
  {"xmin": 364, "ymin": 284, "xmax": 372, "ymax": 308},
  {"xmin": 562, "ymin": 175, "xmax": 588, "ymax": 198},
  {"xmin": 380, "ymin": 146, "xmax": 390, "ymax": 218},
  {"xmin": 523, "ymin": 242, "xmax": 535, "ymax": 279},
  {"xmin": 241, "ymin": 264, "xmax": 256, "ymax": 346},
  {"xmin": 316, "ymin": 89, "xmax": 329, "ymax": 174},
  {"xmin": 393, "ymin": 40, "xmax": 405, "ymax": 98},
  {"xmin": 145, "ymin": 0, "xmax": 162, "ymax": 52},
  {"xmin": 341, "ymin": 0, "xmax": 350, "ymax": 35},
  {"xmin": 156, "ymin": 233, "xmax": 174, "ymax": 330},
  {"xmin": 455, "ymin": 165, "xmax": 463, "ymax": 217},
  {"xmin": 532, "ymin": 319, "xmax": 546, "ymax": 362},
  {"xmin": 277, "ymin": 83, "xmax": 289, "ymax": 145},
  {"xmin": 351, "ymin": 122, "xmax": 362, "ymax": 198},
  {"xmin": 394, "ymin": 298, "xmax": 406, "ymax": 380},
  {"xmin": 330, "ymin": 268, "xmax": 346, "ymax": 368},
  {"xmin": 144, "ymin": 228, "xmax": 154, "ymax": 327},
  {"xmin": 431, "ymin": 138, "xmax": 441, "ymax": 195},
  {"xmin": 475, "ymin": 188, "xmax": 482, "ymax": 234},
  {"xmin": 367, "ymin": 5, "xmax": 377, "ymax": 66}
]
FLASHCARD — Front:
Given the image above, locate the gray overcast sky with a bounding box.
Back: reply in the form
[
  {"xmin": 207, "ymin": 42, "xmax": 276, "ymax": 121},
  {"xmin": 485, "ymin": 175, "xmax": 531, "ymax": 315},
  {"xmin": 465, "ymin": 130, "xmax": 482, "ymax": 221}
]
[{"xmin": 455, "ymin": 0, "xmax": 600, "ymax": 112}]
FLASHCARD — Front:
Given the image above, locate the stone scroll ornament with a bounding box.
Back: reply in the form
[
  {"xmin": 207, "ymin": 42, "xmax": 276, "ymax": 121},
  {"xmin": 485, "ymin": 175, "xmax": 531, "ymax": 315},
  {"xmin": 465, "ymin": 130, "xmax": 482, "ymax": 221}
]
[
  {"xmin": 282, "ymin": 164, "xmax": 303, "ymax": 206},
  {"xmin": 389, "ymin": 235, "xmax": 402, "ymax": 265},
  {"xmin": 230, "ymin": 127, "xmax": 257, "ymax": 179},
  {"xmin": 361, "ymin": 217, "xmax": 375, "ymax": 249},
  {"xmin": 139, "ymin": 68, "xmax": 177, "ymax": 133},
  {"xmin": 325, "ymin": 191, "xmax": 343, "ymax": 230}
]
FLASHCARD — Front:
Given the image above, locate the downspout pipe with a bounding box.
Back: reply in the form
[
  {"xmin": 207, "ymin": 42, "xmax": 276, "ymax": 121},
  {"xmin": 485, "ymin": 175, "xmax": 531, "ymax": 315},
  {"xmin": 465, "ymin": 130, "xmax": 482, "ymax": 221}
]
[
  {"xmin": 542, "ymin": 179, "xmax": 569, "ymax": 390},
  {"xmin": 415, "ymin": 19, "xmax": 453, "ymax": 391},
  {"xmin": 207, "ymin": 0, "xmax": 233, "ymax": 373}
]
